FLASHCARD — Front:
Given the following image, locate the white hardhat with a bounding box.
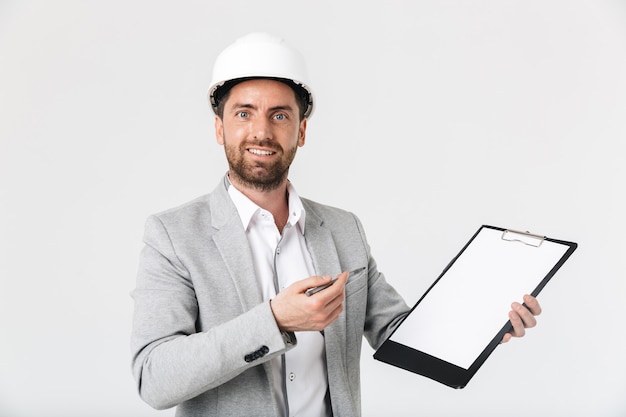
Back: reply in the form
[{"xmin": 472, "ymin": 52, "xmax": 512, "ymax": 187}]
[{"xmin": 207, "ymin": 32, "xmax": 314, "ymax": 119}]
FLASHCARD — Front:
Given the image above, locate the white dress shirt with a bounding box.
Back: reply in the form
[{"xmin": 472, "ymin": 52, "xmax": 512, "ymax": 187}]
[{"xmin": 228, "ymin": 180, "xmax": 331, "ymax": 417}]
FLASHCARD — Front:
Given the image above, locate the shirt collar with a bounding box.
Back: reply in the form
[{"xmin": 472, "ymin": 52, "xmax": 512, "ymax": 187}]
[{"xmin": 227, "ymin": 177, "xmax": 307, "ymax": 233}]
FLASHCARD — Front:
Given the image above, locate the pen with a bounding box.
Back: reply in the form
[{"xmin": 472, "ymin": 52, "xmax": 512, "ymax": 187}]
[{"xmin": 305, "ymin": 267, "xmax": 366, "ymax": 297}]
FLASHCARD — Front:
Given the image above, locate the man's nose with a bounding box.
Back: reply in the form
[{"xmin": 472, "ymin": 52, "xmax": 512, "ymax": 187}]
[{"xmin": 251, "ymin": 117, "xmax": 271, "ymax": 140}]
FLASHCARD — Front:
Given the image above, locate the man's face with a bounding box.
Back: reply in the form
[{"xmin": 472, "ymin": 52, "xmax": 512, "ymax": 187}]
[{"xmin": 215, "ymin": 79, "xmax": 307, "ymax": 192}]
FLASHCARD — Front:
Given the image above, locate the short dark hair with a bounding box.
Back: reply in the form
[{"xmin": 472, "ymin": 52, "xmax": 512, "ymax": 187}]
[{"xmin": 214, "ymin": 77, "xmax": 309, "ymax": 120}]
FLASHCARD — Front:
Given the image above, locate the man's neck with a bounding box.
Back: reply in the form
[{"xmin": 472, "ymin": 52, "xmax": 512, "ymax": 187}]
[{"xmin": 229, "ymin": 174, "xmax": 290, "ymax": 231}]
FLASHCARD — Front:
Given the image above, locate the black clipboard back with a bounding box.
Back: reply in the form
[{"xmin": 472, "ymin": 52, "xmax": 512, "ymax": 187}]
[{"xmin": 373, "ymin": 225, "xmax": 577, "ymax": 389}]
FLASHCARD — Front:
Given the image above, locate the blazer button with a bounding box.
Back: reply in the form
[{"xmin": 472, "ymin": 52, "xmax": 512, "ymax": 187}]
[{"xmin": 244, "ymin": 345, "xmax": 270, "ymax": 363}]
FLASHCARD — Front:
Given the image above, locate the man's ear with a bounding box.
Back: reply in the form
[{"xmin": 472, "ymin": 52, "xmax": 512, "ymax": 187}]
[
  {"xmin": 298, "ymin": 118, "xmax": 307, "ymax": 147},
  {"xmin": 215, "ymin": 115, "xmax": 224, "ymax": 145}
]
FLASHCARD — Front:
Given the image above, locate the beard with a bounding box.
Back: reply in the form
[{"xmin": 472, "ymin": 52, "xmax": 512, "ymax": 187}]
[{"xmin": 224, "ymin": 138, "xmax": 298, "ymax": 192}]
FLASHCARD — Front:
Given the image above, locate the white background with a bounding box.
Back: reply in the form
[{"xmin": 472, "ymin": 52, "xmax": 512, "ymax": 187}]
[{"xmin": 1, "ymin": 1, "xmax": 624, "ymax": 416}]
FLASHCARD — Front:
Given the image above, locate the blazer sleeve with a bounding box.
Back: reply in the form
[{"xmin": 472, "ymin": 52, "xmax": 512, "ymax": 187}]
[
  {"xmin": 130, "ymin": 215, "xmax": 295, "ymax": 410},
  {"xmin": 353, "ymin": 214, "xmax": 411, "ymax": 349}
]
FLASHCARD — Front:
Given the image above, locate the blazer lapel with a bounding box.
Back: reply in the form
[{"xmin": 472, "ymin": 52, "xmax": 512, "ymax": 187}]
[
  {"xmin": 209, "ymin": 179, "xmax": 263, "ymax": 312},
  {"xmin": 302, "ymin": 203, "xmax": 349, "ymax": 379},
  {"xmin": 302, "ymin": 204, "xmax": 342, "ymax": 277}
]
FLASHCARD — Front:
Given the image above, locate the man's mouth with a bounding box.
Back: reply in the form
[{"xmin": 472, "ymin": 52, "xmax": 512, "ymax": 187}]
[{"xmin": 247, "ymin": 148, "xmax": 276, "ymax": 156}]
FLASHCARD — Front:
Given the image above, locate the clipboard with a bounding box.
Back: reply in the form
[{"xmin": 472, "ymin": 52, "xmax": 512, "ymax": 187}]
[{"xmin": 373, "ymin": 225, "xmax": 577, "ymax": 389}]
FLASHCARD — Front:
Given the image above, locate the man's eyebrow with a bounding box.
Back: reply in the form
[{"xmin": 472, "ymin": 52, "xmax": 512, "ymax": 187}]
[
  {"xmin": 228, "ymin": 102, "xmax": 295, "ymax": 113},
  {"xmin": 268, "ymin": 104, "xmax": 295, "ymax": 113},
  {"xmin": 228, "ymin": 102, "xmax": 256, "ymax": 111}
]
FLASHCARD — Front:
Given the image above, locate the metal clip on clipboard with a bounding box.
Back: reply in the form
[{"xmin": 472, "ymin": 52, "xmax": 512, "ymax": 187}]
[{"xmin": 501, "ymin": 229, "xmax": 546, "ymax": 247}]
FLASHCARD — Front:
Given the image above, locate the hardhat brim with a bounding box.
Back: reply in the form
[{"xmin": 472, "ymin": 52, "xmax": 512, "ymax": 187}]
[{"xmin": 207, "ymin": 76, "xmax": 314, "ymax": 119}]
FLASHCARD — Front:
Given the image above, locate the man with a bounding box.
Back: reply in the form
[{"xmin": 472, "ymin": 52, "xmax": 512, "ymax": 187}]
[{"xmin": 131, "ymin": 32, "xmax": 541, "ymax": 417}]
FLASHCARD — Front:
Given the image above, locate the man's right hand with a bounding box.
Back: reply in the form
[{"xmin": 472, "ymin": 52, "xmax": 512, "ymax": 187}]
[{"xmin": 270, "ymin": 271, "xmax": 349, "ymax": 332}]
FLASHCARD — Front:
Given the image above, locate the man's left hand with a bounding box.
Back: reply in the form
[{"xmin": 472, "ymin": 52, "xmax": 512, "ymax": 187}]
[{"xmin": 501, "ymin": 294, "xmax": 542, "ymax": 343}]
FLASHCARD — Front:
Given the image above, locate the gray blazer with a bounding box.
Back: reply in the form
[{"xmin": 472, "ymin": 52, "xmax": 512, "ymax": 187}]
[{"xmin": 131, "ymin": 177, "xmax": 410, "ymax": 417}]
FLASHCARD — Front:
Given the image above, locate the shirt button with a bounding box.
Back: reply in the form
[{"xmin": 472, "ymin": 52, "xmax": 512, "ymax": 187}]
[
  {"xmin": 276, "ymin": 247, "xmax": 280, "ymax": 254},
  {"xmin": 289, "ymin": 372, "xmax": 295, "ymax": 381}
]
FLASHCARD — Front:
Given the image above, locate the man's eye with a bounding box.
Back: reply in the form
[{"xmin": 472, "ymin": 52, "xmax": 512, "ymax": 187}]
[
  {"xmin": 237, "ymin": 111, "xmax": 249, "ymax": 118},
  {"xmin": 274, "ymin": 113, "xmax": 286, "ymax": 120}
]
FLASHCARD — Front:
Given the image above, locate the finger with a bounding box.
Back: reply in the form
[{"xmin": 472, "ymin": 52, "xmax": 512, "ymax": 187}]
[
  {"xmin": 321, "ymin": 278, "xmax": 347, "ymax": 309},
  {"xmin": 523, "ymin": 294, "xmax": 542, "ymax": 316},
  {"xmin": 508, "ymin": 310, "xmax": 525, "ymax": 338},
  {"xmin": 335, "ymin": 270, "xmax": 349, "ymax": 285},
  {"xmin": 512, "ymin": 301, "xmax": 538, "ymax": 329},
  {"xmin": 298, "ymin": 275, "xmax": 333, "ymax": 294},
  {"xmin": 308, "ymin": 281, "xmax": 345, "ymax": 328},
  {"xmin": 326, "ymin": 298, "xmax": 345, "ymax": 322},
  {"xmin": 319, "ymin": 271, "xmax": 348, "ymax": 299}
]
